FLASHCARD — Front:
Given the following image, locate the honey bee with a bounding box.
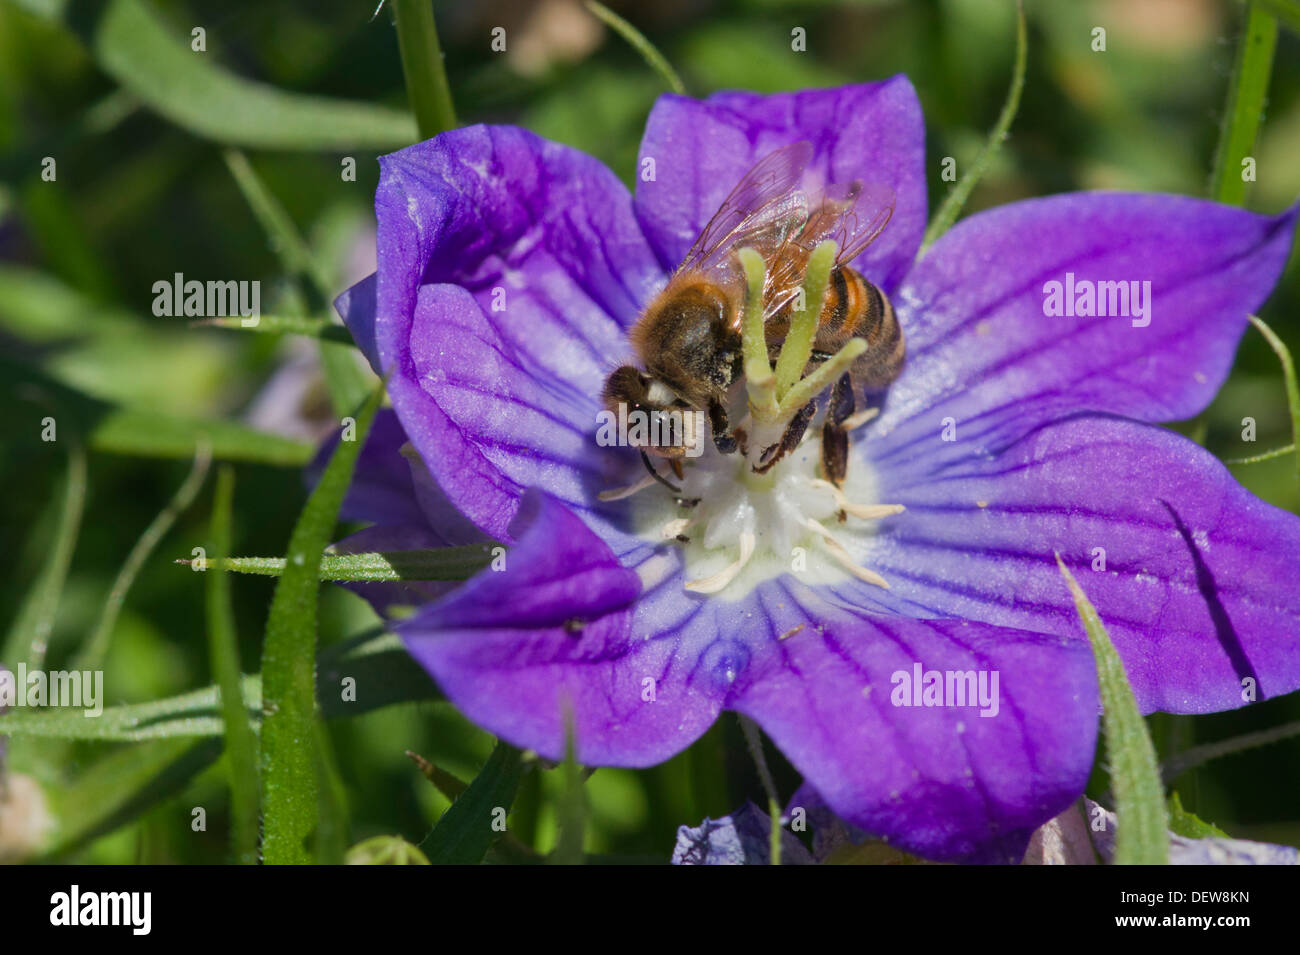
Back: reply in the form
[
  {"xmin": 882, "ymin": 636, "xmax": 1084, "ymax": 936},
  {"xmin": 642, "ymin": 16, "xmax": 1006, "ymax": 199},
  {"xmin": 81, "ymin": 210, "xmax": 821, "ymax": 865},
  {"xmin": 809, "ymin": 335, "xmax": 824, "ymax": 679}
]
[{"xmin": 602, "ymin": 141, "xmax": 902, "ymax": 490}]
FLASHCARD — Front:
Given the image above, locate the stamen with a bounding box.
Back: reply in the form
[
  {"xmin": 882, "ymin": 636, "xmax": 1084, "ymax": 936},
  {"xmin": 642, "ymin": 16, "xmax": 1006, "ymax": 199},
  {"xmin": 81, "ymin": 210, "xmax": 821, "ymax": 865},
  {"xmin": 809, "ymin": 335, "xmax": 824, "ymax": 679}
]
[
  {"xmin": 685, "ymin": 531, "xmax": 756, "ymax": 594},
  {"xmin": 773, "ymin": 239, "xmax": 838, "ymax": 399},
  {"xmin": 801, "ymin": 518, "xmax": 890, "ymax": 589},
  {"xmin": 840, "ymin": 407, "xmax": 880, "ymax": 431},
  {"xmin": 660, "ymin": 517, "xmax": 694, "ymax": 540},
  {"xmin": 598, "ymin": 473, "xmax": 658, "ymax": 502},
  {"xmin": 808, "ymin": 479, "xmax": 906, "ymax": 521}
]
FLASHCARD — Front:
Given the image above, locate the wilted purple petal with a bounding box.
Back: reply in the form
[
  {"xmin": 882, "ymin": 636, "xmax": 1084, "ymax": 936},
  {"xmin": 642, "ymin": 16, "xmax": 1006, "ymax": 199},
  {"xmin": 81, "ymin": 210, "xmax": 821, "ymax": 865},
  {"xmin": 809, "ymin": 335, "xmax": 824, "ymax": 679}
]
[
  {"xmin": 729, "ymin": 594, "xmax": 1098, "ymax": 863},
  {"xmin": 860, "ymin": 414, "xmax": 1300, "ymax": 714},
  {"xmin": 874, "ymin": 195, "xmax": 1298, "ymax": 472},
  {"xmin": 307, "ymin": 408, "xmax": 426, "ymax": 528},
  {"xmin": 635, "ymin": 78, "xmax": 927, "ymax": 291},
  {"xmin": 672, "ymin": 801, "xmax": 814, "ymax": 865},
  {"xmin": 398, "ymin": 490, "xmax": 724, "ymax": 767},
  {"xmin": 335, "ymin": 273, "xmax": 380, "ymax": 374},
  {"xmin": 1086, "ymin": 800, "xmax": 1299, "ymax": 864}
]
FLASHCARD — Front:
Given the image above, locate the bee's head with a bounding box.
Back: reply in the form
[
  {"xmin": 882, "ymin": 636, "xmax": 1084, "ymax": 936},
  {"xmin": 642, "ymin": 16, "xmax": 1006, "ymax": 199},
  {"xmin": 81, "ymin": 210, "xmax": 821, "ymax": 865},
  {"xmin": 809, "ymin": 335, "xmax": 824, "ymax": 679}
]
[{"xmin": 602, "ymin": 366, "xmax": 702, "ymax": 459}]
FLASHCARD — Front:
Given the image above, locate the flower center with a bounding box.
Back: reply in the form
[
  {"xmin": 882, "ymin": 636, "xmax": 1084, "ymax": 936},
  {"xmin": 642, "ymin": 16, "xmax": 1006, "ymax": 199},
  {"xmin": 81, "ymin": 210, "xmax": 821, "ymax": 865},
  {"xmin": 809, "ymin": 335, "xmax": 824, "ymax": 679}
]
[{"xmin": 599, "ymin": 239, "xmax": 904, "ymax": 597}]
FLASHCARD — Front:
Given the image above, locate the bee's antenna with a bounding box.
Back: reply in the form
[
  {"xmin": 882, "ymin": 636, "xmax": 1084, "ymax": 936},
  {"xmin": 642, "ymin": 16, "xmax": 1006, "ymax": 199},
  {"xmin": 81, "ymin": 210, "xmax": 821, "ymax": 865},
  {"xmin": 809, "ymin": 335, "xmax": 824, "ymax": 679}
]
[{"xmin": 639, "ymin": 450, "xmax": 683, "ymax": 494}]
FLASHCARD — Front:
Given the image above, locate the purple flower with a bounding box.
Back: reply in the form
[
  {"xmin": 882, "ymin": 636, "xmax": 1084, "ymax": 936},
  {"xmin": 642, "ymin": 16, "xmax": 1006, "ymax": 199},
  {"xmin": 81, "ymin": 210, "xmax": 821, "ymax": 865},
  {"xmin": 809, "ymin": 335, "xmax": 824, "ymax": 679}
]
[{"xmin": 333, "ymin": 78, "xmax": 1300, "ymax": 863}]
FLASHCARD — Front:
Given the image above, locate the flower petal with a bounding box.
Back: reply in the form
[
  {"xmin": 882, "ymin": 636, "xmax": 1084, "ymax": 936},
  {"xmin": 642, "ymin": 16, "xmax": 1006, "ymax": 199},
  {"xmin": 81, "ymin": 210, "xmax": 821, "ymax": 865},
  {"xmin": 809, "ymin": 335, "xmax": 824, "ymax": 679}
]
[
  {"xmin": 862, "ymin": 414, "xmax": 1300, "ymax": 713},
  {"xmin": 334, "ymin": 272, "xmax": 380, "ymax": 374},
  {"xmin": 874, "ymin": 195, "xmax": 1298, "ymax": 470},
  {"xmin": 729, "ymin": 590, "xmax": 1098, "ymax": 864},
  {"xmin": 634, "ymin": 77, "xmax": 927, "ymax": 291},
  {"xmin": 373, "ymin": 126, "xmax": 665, "ymax": 538},
  {"xmin": 398, "ymin": 490, "xmax": 724, "ymax": 767},
  {"xmin": 306, "ymin": 408, "xmax": 425, "ymax": 528}
]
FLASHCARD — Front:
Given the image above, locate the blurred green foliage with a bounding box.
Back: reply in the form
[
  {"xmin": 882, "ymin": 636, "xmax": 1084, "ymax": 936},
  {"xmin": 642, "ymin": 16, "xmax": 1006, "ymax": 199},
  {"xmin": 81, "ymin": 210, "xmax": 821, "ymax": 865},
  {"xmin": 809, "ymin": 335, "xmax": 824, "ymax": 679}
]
[{"xmin": 1, "ymin": 0, "xmax": 1299, "ymax": 862}]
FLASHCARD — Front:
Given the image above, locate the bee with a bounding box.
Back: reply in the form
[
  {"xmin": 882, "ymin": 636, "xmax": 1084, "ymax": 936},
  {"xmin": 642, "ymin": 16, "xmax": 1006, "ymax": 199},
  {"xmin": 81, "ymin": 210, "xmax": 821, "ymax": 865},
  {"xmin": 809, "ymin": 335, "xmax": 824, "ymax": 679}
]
[{"xmin": 602, "ymin": 141, "xmax": 902, "ymax": 490}]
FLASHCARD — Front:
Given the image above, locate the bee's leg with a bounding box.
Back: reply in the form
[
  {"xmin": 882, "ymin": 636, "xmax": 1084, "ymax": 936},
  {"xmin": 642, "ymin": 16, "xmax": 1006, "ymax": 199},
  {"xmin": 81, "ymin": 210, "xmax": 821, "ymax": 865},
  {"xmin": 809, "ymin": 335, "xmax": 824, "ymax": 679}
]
[
  {"xmin": 709, "ymin": 398, "xmax": 738, "ymax": 454},
  {"xmin": 754, "ymin": 399, "xmax": 816, "ymax": 473},
  {"xmin": 639, "ymin": 449, "xmax": 683, "ymax": 494},
  {"xmin": 821, "ymin": 373, "xmax": 854, "ymax": 488}
]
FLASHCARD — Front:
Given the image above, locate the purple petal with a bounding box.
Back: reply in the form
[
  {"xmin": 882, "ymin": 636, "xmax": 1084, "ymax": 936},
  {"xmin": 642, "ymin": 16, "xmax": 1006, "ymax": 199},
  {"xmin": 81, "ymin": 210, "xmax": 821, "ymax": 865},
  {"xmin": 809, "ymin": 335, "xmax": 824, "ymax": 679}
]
[
  {"xmin": 398, "ymin": 490, "xmax": 724, "ymax": 767},
  {"xmin": 729, "ymin": 596, "xmax": 1098, "ymax": 864},
  {"xmin": 634, "ymin": 78, "xmax": 927, "ymax": 291},
  {"xmin": 874, "ymin": 195, "xmax": 1298, "ymax": 471},
  {"xmin": 862, "ymin": 414, "xmax": 1300, "ymax": 714},
  {"xmin": 307, "ymin": 408, "xmax": 425, "ymax": 528},
  {"xmin": 335, "ymin": 273, "xmax": 380, "ymax": 374},
  {"xmin": 372, "ymin": 126, "xmax": 665, "ymax": 539}
]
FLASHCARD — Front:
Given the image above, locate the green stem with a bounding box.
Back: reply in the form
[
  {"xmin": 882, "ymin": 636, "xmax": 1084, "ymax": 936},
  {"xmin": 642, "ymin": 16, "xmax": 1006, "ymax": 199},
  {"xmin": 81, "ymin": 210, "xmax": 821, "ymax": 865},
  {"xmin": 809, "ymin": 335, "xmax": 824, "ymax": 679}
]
[
  {"xmin": 393, "ymin": 0, "xmax": 458, "ymax": 139},
  {"xmin": 1248, "ymin": 315, "xmax": 1300, "ymax": 481},
  {"xmin": 184, "ymin": 546, "xmax": 495, "ymax": 581},
  {"xmin": 1210, "ymin": 2, "xmax": 1278, "ymax": 205},
  {"xmin": 584, "ymin": 1, "xmax": 685, "ymax": 95}
]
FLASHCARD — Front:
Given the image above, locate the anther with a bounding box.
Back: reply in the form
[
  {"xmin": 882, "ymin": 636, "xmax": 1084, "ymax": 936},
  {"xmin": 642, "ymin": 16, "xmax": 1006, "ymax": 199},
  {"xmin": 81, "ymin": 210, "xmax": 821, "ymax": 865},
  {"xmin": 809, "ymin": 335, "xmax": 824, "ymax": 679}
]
[{"xmin": 801, "ymin": 518, "xmax": 890, "ymax": 589}]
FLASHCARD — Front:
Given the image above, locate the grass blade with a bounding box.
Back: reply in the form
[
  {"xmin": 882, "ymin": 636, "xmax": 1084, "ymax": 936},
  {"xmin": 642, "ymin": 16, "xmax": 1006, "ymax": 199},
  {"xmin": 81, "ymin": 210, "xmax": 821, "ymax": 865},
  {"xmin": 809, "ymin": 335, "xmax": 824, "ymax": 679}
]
[
  {"xmin": 1056, "ymin": 555, "xmax": 1169, "ymax": 864},
  {"xmin": 206, "ymin": 466, "xmax": 261, "ymax": 865},
  {"xmin": 260, "ymin": 385, "xmax": 384, "ymax": 864},
  {"xmin": 920, "ymin": 0, "xmax": 1026, "ymax": 254},
  {"xmin": 1162, "ymin": 718, "xmax": 1300, "ymax": 785},
  {"xmin": 1211, "ymin": 3, "xmax": 1279, "ymax": 205},
  {"xmin": 2, "ymin": 442, "xmax": 87, "ymax": 670},
  {"xmin": 392, "ymin": 0, "xmax": 459, "ymax": 138},
  {"xmin": 73, "ymin": 445, "xmax": 211, "ymax": 671},
  {"xmin": 191, "ymin": 314, "xmax": 355, "ymax": 344}
]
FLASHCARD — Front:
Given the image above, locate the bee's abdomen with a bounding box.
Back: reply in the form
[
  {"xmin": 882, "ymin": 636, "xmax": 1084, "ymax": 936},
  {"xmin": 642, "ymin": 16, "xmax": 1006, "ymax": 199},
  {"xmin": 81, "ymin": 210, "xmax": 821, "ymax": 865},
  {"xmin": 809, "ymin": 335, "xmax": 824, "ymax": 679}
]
[{"xmin": 819, "ymin": 266, "xmax": 904, "ymax": 389}]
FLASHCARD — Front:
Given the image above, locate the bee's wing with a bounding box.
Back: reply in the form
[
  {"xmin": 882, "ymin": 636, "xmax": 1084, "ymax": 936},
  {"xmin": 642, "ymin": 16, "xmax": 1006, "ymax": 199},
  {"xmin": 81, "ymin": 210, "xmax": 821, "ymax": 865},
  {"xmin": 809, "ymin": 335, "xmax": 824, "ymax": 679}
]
[
  {"xmin": 676, "ymin": 141, "xmax": 815, "ymax": 278},
  {"xmin": 807, "ymin": 181, "xmax": 896, "ymax": 267},
  {"xmin": 760, "ymin": 181, "xmax": 895, "ymax": 318}
]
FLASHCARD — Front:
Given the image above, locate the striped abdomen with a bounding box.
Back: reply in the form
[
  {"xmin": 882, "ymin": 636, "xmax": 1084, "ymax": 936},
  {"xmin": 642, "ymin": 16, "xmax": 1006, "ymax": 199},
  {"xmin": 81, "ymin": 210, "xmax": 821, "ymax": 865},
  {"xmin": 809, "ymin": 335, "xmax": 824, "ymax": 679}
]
[{"xmin": 815, "ymin": 265, "xmax": 904, "ymax": 389}]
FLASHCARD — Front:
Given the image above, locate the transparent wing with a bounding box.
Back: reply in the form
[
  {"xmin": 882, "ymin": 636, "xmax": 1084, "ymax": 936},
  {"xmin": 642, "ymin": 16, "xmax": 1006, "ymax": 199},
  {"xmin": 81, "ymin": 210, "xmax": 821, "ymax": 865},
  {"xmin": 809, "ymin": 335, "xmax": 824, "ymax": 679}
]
[
  {"xmin": 676, "ymin": 141, "xmax": 815, "ymax": 278},
  {"xmin": 762, "ymin": 180, "xmax": 896, "ymax": 319}
]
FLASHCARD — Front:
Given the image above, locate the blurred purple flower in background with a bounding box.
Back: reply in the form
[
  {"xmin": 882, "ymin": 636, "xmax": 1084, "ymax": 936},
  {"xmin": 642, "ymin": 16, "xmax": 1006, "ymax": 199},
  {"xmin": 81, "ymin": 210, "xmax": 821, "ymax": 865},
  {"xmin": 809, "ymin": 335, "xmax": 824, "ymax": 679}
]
[{"xmin": 330, "ymin": 77, "xmax": 1300, "ymax": 862}]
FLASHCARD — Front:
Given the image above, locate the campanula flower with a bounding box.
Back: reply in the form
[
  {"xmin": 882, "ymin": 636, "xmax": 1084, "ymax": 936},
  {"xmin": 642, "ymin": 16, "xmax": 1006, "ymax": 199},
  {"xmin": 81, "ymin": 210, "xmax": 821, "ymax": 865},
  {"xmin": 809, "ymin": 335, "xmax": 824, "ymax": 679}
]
[{"xmin": 331, "ymin": 77, "xmax": 1300, "ymax": 862}]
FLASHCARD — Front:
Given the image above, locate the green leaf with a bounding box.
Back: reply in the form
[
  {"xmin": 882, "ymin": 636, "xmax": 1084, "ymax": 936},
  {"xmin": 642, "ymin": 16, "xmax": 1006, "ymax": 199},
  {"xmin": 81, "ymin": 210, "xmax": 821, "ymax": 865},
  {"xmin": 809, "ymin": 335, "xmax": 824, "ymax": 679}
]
[
  {"xmin": 1247, "ymin": 315, "xmax": 1300, "ymax": 481},
  {"xmin": 1056, "ymin": 556, "xmax": 1169, "ymax": 865},
  {"xmin": 260, "ymin": 385, "xmax": 384, "ymax": 864},
  {"xmin": 73, "ymin": 446, "xmax": 211, "ymax": 671},
  {"xmin": 206, "ymin": 466, "xmax": 261, "ymax": 865},
  {"xmin": 392, "ymin": 0, "xmax": 458, "ymax": 139},
  {"xmin": 0, "ymin": 634, "xmax": 440, "ymax": 743},
  {"xmin": 584, "ymin": 1, "xmax": 686, "ymax": 95},
  {"xmin": 187, "ymin": 547, "xmax": 496, "ymax": 582},
  {"xmin": 2, "ymin": 356, "xmax": 314, "ymax": 466},
  {"xmin": 1210, "ymin": 3, "xmax": 1278, "ymax": 206},
  {"xmin": 42, "ymin": 738, "xmax": 223, "ymax": 858},
  {"xmin": 1, "ymin": 442, "xmax": 86, "ymax": 670},
  {"xmin": 920, "ymin": 0, "xmax": 1026, "ymax": 254},
  {"xmin": 423, "ymin": 741, "xmax": 526, "ymax": 864},
  {"xmin": 23, "ymin": 0, "xmax": 416, "ymax": 150},
  {"xmin": 1167, "ymin": 792, "xmax": 1230, "ymax": 839}
]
